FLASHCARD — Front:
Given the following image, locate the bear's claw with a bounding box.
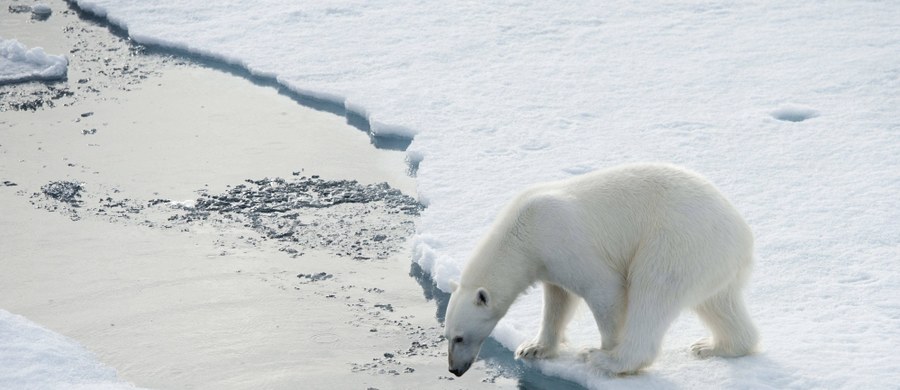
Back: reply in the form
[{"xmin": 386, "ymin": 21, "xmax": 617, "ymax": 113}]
[
  {"xmin": 515, "ymin": 340, "xmax": 558, "ymax": 359},
  {"xmin": 690, "ymin": 337, "xmax": 716, "ymax": 358}
]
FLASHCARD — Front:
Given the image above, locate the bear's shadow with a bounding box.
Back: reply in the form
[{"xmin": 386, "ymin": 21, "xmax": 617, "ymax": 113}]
[{"xmin": 722, "ymin": 353, "xmax": 807, "ymax": 388}]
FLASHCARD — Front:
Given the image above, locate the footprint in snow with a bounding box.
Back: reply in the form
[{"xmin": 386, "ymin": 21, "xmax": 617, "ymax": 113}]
[
  {"xmin": 836, "ymin": 272, "xmax": 876, "ymax": 285},
  {"xmin": 562, "ymin": 164, "xmax": 596, "ymax": 175},
  {"xmin": 771, "ymin": 104, "xmax": 819, "ymax": 122},
  {"xmin": 519, "ymin": 140, "xmax": 550, "ymax": 151}
]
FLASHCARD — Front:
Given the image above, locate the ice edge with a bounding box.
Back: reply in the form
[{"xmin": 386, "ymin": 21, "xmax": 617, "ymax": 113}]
[{"xmin": 65, "ymin": 0, "xmax": 416, "ymax": 154}]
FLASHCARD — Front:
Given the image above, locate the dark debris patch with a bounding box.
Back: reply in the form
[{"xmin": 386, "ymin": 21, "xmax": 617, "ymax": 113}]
[
  {"xmin": 8, "ymin": 5, "xmax": 31, "ymax": 13},
  {"xmin": 40, "ymin": 181, "xmax": 84, "ymax": 207},
  {"xmin": 374, "ymin": 303, "xmax": 394, "ymax": 312},
  {"xmin": 28, "ymin": 175, "xmax": 421, "ymax": 260},
  {"xmin": 193, "ymin": 177, "xmax": 422, "ymax": 215},
  {"xmin": 170, "ymin": 176, "xmax": 423, "ymax": 260},
  {"xmin": 96, "ymin": 196, "xmax": 144, "ymax": 218},
  {"xmin": 297, "ymin": 272, "xmax": 333, "ymax": 282},
  {"xmin": 2, "ymin": 85, "xmax": 74, "ymax": 112},
  {"xmin": 30, "ymin": 180, "xmax": 86, "ymax": 220},
  {"xmin": 350, "ymin": 337, "xmax": 447, "ymax": 377},
  {"xmin": 148, "ymin": 198, "xmax": 171, "ymax": 206}
]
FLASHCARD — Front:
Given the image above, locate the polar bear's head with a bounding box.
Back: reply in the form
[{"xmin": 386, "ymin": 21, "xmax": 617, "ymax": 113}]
[{"xmin": 444, "ymin": 281, "xmax": 502, "ymax": 377}]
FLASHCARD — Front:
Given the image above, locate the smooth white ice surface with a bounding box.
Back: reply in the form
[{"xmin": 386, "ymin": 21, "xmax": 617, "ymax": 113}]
[
  {"xmin": 52, "ymin": 1, "xmax": 900, "ymax": 388},
  {"xmin": 0, "ymin": 37, "xmax": 67, "ymax": 84},
  {"xmin": 0, "ymin": 310, "xmax": 134, "ymax": 389}
]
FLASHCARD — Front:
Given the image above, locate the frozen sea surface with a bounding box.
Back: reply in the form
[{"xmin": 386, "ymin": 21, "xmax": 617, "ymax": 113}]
[
  {"xmin": 0, "ymin": 309, "xmax": 134, "ymax": 389},
  {"xmin": 62, "ymin": 1, "xmax": 900, "ymax": 388},
  {"xmin": 0, "ymin": 37, "xmax": 67, "ymax": 84}
]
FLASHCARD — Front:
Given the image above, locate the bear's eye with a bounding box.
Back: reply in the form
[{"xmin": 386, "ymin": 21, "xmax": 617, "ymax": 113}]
[{"xmin": 453, "ymin": 336, "xmax": 464, "ymax": 344}]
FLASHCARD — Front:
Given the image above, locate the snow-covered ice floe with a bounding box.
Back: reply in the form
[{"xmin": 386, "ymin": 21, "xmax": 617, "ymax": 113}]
[
  {"xmin": 51, "ymin": 1, "xmax": 900, "ymax": 388},
  {"xmin": 0, "ymin": 309, "xmax": 135, "ymax": 389},
  {"xmin": 0, "ymin": 37, "xmax": 67, "ymax": 85}
]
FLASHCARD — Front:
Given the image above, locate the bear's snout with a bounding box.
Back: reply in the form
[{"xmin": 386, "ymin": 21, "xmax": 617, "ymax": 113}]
[
  {"xmin": 448, "ymin": 355, "xmax": 472, "ymax": 377},
  {"xmin": 448, "ymin": 362, "xmax": 471, "ymax": 377}
]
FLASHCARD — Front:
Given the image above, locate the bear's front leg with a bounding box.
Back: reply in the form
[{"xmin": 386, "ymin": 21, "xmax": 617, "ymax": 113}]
[{"xmin": 515, "ymin": 283, "xmax": 578, "ymax": 359}]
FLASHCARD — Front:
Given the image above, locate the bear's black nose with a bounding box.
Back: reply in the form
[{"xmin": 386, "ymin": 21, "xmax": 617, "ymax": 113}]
[{"xmin": 449, "ymin": 368, "xmax": 463, "ymax": 377}]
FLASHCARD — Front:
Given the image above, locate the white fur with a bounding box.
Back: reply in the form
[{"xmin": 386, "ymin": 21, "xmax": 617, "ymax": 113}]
[{"xmin": 444, "ymin": 163, "xmax": 758, "ymax": 376}]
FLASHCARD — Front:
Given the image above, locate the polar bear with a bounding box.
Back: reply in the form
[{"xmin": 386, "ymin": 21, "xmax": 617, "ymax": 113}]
[{"xmin": 444, "ymin": 163, "xmax": 758, "ymax": 376}]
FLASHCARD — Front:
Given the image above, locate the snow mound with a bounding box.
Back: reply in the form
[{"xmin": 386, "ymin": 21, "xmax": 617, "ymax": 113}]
[
  {"xmin": 0, "ymin": 309, "xmax": 135, "ymax": 389},
  {"xmin": 0, "ymin": 37, "xmax": 67, "ymax": 85}
]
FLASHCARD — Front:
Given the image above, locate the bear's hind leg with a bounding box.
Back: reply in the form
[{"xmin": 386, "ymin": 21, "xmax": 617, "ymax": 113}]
[
  {"xmin": 516, "ymin": 283, "xmax": 578, "ymax": 359},
  {"xmin": 691, "ymin": 285, "xmax": 758, "ymax": 358}
]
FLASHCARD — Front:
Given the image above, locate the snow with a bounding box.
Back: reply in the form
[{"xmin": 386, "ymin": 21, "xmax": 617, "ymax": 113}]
[
  {"xmin": 0, "ymin": 37, "xmax": 67, "ymax": 85},
  {"xmin": 0, "ymin": 309, "xmax": 135, "ymax": 389},
  {"xmin": 53, "ymin": 1, "xmax": 900, "ymax": 388}
]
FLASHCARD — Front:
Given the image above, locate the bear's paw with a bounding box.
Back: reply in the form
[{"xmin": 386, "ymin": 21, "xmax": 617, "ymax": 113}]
[
  {"xmin": 515, "ymin": 340, "xmax": 559, "ymax": 360},
  {"xmin": 578, "ymin": 348, "xmax": 642, "ymax": 376},
  {"xmin": 690, "ymin": 337, "xmax": 717, "ymax": 358}
]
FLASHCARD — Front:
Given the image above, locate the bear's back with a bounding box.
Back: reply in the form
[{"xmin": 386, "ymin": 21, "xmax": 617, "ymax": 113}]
[
  {"xmin": 563, "ymin": 163, "xmax": 743, "ymax": 228},
  {"xmin": 518, "ymin": 163, "xmax": 753, "ymax": 271}
]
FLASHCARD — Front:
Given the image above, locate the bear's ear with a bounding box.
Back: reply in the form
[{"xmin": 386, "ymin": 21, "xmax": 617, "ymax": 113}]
[
  {"xmin": 475, "ymin": 287, "xmax": 490, "ymax": 307},
  {"xmin": 448, "ymin": 280, "xmax": 459, "ymax": 292}
]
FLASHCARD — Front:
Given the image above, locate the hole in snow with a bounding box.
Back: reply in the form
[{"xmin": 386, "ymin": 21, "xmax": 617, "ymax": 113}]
[{"xmin": 771, "ymin": 105, "xmax": 819, "ymax": 122}]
